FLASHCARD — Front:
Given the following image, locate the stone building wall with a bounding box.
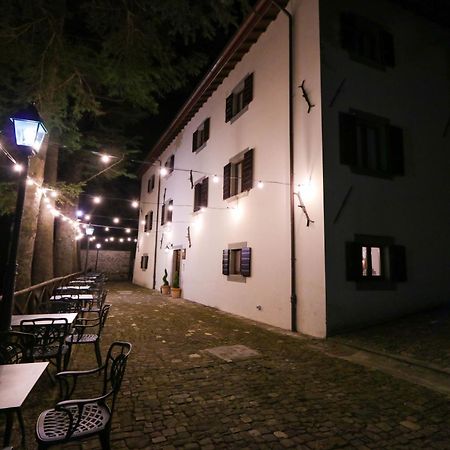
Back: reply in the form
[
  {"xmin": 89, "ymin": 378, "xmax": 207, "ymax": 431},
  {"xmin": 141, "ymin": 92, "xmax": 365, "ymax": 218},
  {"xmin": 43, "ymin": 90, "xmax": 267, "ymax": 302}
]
[{"xmin": 80, "ymin": 249, "xmax": 133, "ymax": 281}]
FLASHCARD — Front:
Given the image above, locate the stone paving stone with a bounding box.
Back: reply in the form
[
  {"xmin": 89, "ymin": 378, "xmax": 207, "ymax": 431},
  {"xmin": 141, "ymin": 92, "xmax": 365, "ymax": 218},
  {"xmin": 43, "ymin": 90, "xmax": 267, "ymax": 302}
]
[{"xmin": 2, "ymin": 281, "xmax": 450, "ymax": 449}]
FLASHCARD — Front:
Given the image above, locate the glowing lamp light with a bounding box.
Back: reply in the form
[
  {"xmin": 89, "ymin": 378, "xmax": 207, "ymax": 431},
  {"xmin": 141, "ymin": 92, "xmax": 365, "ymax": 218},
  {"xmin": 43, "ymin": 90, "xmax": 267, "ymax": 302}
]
[
  {"xmin": 113, "ymin": 217, "xmax": 119, "ymax": 224},
  {"xmin": 96, "ymin": 243, "xmax": 101, "ymax": 249},
  {"xmin": 125, "ymin": 228, "xmax": 131, "ymax": 233},
  {"xmin": 10, "ymin": 105, "xmax": 48, "ymax": 154},
  {"xmin": 104, "ymin": 227, "xmax": 109, "ymax": 232},
  {"xmin": 93, "ymin": 196, "xmax": 101, "ymax": 204},
  {"xmin": 140, "ymin": 220, "xmax": 146, "ymax": 225},
  {"xmin": 134, "ymin": 238, "xmax": 137, "ymax": 242},
  {"xmin": 84, "ymin": 214, "xmax": 91, "ymax": 221},
  {"xmin": 160, "ymin": 167, "xmax": 168, "ymax": 176},
  {"xmin": 213, "ymin": 175, "xmax": 219, "ymax": 183},
  {"xmin": 13, "ymin": 164, "xmax": 23, "ymax": 173},
  {"xmin": 109, "ymin": 237, "xmax": 115, "ymax": 242},
  {"xmin": 127, "ymin": 237, "xmax": 131, "ymax": 242},
  {"xmin": 76, "ymin": 210, "xmax": 84, "ymax": 217},
  {"xmin": 168, "ymin": 205, "xmax": 173, "ymax": 211},
  {"xmin": 119, "ymin": 238, "xmax": 124, "ymax": 243},
  {"xmin": 50, "ymin": 191, "xmax": 58, "ymax": 198},
  {"xmin": 26, "ymin": 178, "xmax": 34, "ymax": 186},
  {"xmin": 85, "ymin": 226, "xmax": 95, "ymax": 236},
  {"xmin": 100, "ymin": 154, "xmax": 111, "ymax": 164},
  {"xmin": 257, "ymin": 180, "xmax": 264, "ymax": 189},
  {"xmin": 105, "ymin": 238, "xmax": 109, "ymax": 242},
  {"xmin": 200, "ymin": 207, "xmax": 206, "ymax": 212},
  {"xmin": 131, "ymin": 200, "xmax": 139, "ymax": 208}
]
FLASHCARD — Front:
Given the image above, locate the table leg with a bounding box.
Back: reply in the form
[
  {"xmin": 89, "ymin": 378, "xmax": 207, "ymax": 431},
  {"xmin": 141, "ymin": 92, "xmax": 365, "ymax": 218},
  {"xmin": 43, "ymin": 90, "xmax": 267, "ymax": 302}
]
[{"xmin": 3, "ymin": 410, "xmax": 14, "ymax": 447}]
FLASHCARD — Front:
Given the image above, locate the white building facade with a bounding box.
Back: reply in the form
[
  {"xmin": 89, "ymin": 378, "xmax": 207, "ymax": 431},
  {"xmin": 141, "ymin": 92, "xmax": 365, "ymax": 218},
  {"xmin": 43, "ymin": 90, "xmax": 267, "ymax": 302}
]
[{"xmin": 134, "ymin": 0, "xmax": 450, "ymax": 337}]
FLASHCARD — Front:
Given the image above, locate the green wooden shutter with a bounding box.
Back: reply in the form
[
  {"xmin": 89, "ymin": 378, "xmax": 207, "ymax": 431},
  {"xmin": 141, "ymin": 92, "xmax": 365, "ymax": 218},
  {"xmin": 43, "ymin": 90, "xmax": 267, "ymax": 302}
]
[
  {"xmin": 194, "ymin": 183, "xmax": 201, "ymax": 212},
  {"xmin": 339, "ymin": 112, "xmax": 358, "ymax": 166},
  {"xmin": 167, "ymin": 200, "xmax": 173, "ymax": 222},
  {"xmin": 222, "ymin": 249, "xmax": 230, "ymax": 275},
  {"xmin": 243, "ymin": 73, "xmax": 253, "ymax": 106},
  {"xmin": 225, "ymin": 94, "xmax": 234, "ymax": 122},
  {"xmin": 192, "ymin": 130, "xmax": 198, "ymax": 152},
  {"xmin": 223, "ymin": 163, "xmax": 231, "ymax": 199},
  {"xmin": 242, "ymin": 148, "xmax": 254, "ymax": 191},
  {"xmin": 389, "ymin": 245, "xmax": 407, "ymax": 282},
  {"xmin": 346, "ymin": 242, "xmax": 362, "ymax": 280},
  {"xmin": 388, "ymin": 125, "xmax": 404, "ymax": 176},
  {"xmin": 380, "ymin": 30, "xmax": 395, "ymax": 67},
  {"xmin": 204, "ymin": 118, "xmax": 210, "ymax": 142},
  {"xmin": 144, "ymin": 214, "xmax": 148, "ymax": 232},
  {"xmin": 161, "ymin": 203, "xmax": 165, "ymax": 225},
  {"xmin": 201, "ymin": 177, "xmax": 209, "ymax": 208},
  {"xmin": 241, "ymin": 247, "xmax": 252, "ymax": 277},
  {"xmin": 149, "ymin": 211, "xmax": 153, "ymax": 231}
]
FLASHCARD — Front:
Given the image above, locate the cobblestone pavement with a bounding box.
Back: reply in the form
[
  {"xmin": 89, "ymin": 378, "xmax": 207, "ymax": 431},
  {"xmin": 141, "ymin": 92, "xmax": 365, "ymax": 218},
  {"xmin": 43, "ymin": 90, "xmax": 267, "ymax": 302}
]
[{"xmin": 2, "ymin": 282, "xmax": 450, "ymax": 449}]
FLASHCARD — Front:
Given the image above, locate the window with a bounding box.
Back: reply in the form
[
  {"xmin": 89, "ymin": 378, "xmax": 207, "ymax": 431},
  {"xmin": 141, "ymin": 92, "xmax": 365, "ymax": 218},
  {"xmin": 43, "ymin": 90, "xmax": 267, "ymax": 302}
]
[
  {"xmin": 192, "ymin": 118, "xmax": 210, "ymax": 152},
  {"xmin": 346, "ymin": 235, "xmax": 406, "ymax": 289},
  {"xmin": 161, "ymin": 199, "xmax": 173, "ymax": 226},
  {"xmin": 223, "ymin": 148, "xmax": 254, "ymax": 200},
  {"xmin": 340, "ymin": 12, "xmax": 395, "ymax": 68},
  {"xmin": 225, "ymin": 73, "xmax": 253, "ymax": 123},
  {"xmin": 165, "ymin": 155, "xmax": 175, "ymax": 175},
  {"xmin": 194, "ymin": 178, "xmax": 208, "ymax": 212},
  {"xmin": 147, "ymin": 174, "xmax": 156, "ymax": 193},
  {"xmin": 144, "ymin": 211, "xmax": 153, "ymax": 232},
  {"xmin": 140, "ymin": 254, "xmax": 149, "ymax": 270},
  {"xmin": 222, "ymin": 245, "xmax": 251, "ymax": 280},
  {"xmin": 340, "ymin": 111, "xmax": 404, "ymax": 177}
]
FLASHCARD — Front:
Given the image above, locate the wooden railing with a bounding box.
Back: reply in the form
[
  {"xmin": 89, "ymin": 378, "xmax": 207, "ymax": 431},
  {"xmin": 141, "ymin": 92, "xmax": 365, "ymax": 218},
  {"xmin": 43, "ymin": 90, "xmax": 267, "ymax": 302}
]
[{"xmin": 2, "ymin": 272, "xmax": 83, "ymax": 314}]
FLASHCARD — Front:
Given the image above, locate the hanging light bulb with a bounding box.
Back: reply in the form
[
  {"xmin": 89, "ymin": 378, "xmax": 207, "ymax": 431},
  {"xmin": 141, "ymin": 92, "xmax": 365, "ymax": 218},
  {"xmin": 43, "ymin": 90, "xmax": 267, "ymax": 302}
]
[
  {"xmin": 213, "ymin": 174, "xmax": 219, "ymax": 183},
  {"xmin": 105, "ymin": 238, "xmax": 109, "ymax": 242},
  {"xmin": 13, "ymin": 163, "xmax": 23, "ymax": 173},
  {"xmin": 168, "ymin": 204, "xmax": 174, "ymax": 211},
  {"xmin": 76, "ymin": 210, "xmax": 84, "ymax": 217},
  {"xmin": 257, "ymin": 180, "xmax": 264, "ymax": 189},
  {"xmin": 100, "ymin": 154, "xmax": 111, "ymax": 164},
  {"xmin": 119, "ymin": 238, "xmax": 124, "ymax": 243},
  {"xmin": 125, "ymin": 228, "xmax": 131, "ymax": 233},
  {"xmin": 140, "ymin": 220, "xmax": 146, "ymax": 225},
  {"xmin": 50, "ymin": 190, "xmax": 58, "ymax": 198},
  {"xmin": 113, "ymin": 217, "xmax": 119, "ymax": 224},
  {"xmin": 127, "ymin": 237, "xmax": 131, "ymax": 242},
  {"xmin": 84, "ymin": 214, "xmax": 91, "ymax": 221},
  {"xmin": 109, "ymin": 237, "xmax": 115, "ymax": 242},
  {"xmin": 26, "ymin": 178, "xmax": 34, "ymax": 186},
  {"xmin": 160, "ymin": 167, "xmax": 168, "ymax": 176},
  {"xmin": 93, "ymin": 196, "xmax": 101, "ymax": 204},
  {"xmin": 131, "ymin": 200, "xmax": 139, "ymax": 208},
  {"xmin": 134, "ymin": 238, "xmax": 137, "ymax": 242},
  {"xmin": 104, "ymin": 227, "xmax": 109, "ymax": 232}
]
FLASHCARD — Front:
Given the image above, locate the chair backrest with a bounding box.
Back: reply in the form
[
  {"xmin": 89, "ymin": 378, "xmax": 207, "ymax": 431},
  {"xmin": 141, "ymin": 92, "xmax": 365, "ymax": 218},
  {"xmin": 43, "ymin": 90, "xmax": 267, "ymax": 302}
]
[
  {"xmin": 0, "ymin": 331, "xmax": 35, "ymax": 364},
  {"xmin": 99, "ymin": 304, "xmax": 111, "ymax": 333},
  {"xmin": 102, "ymin": 341, "xmax": 132, "ymax": 412},
  {"xmin": 46, "ymin": 298, "xmax": 83, "ymax": 313},
  {"xmin": 20, "ymin": 318, "xmax": 69, "ymax": 351}
]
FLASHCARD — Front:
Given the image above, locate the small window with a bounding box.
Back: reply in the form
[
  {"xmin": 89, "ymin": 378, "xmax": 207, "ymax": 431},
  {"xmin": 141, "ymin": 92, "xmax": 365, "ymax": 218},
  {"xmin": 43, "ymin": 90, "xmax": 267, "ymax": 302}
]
[
  {"xmin": 223, "ymin": 148, "xmax": 254, "ymax": 200},
  {"xmin": 161, "ymin": 199, "xmax": 173, "ymax": 226},
  {"xmin": 340, "ymin": 111, "xmax": 404, "ymax": 177},
  {"xmin": 222, "ymin": 245, "xmax": 251, "ymax": 280},
  {"xmin": 340, "ymin": 12, "xmax": 395, "ymax": 68},
  {"xmin": 194, "ymin": 178, "xmax": 209, "ymax": 212},
  {"xmin": 140, "ymin": 254, "xmax": 149, "ymax": 270},
  {"xmin": 165, "ymin": 155, "xmax": 175, "ymax": 175},
  {"xmin": 225, "ymin": 73, "xmax": 254, "ymax": 123},
  {"xmin": 147, "ymin": 174, "xmax": 156, "ymax": 193},
  {"xmin": 346, "ymin": 235, "xmax": 406, "ymax": 289},
  {"xmin": 192, "ymin": 118, "xmax": 210, "ymax": 152}
]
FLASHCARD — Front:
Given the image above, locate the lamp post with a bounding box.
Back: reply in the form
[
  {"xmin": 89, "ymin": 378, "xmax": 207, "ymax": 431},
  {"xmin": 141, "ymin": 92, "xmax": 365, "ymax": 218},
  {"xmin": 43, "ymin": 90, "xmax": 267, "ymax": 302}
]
[
  {"xmin": 0, "ymin": 105, "xmax": 48, "ymax": 331},
  {"xmin": 83, "ymin": 225, "xmax": 95, "ymax": 275},
  {"xmin": 94, "ymin": 243, "xmax": 101, "ymax": 272}
]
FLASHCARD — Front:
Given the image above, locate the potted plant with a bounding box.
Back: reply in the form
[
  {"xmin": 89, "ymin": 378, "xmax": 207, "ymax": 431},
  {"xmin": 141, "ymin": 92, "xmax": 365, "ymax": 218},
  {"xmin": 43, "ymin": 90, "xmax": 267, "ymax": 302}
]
[
  {"xmin": 161, "ymin": 269, "xmax": 170, "ymax": 295},
  {"xmin": 171, "ymin": 271, "xmax": 182, "ymax": 298}
]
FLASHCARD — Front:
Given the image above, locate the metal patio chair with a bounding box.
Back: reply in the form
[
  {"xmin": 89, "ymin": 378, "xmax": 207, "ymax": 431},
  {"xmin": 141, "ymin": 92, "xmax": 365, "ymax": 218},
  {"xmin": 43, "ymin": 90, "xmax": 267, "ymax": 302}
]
[{"xmin": 35, "ymin": 341, "xmax": 132, "ymax": 449}]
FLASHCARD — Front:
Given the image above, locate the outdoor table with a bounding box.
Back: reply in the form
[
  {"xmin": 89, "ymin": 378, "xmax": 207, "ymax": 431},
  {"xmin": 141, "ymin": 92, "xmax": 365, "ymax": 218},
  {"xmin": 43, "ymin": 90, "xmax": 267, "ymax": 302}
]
[
  {"xmin": 69, "ymin": 280, "xmax": 96, "ymax": 286},
  {"xmin": 0, "ymin": 362, "xmax": 48, "ymax": 446},
  {"xmin": 11, "ymin": 313, "xmax": 79, "ymax": 327},
  {"xmin": 56, "ymin": 285, "xmax": 92, "ymax": 291},
  {"xmin": 50, "ymin": 294, "xmax": 94, "ymax": 302}
]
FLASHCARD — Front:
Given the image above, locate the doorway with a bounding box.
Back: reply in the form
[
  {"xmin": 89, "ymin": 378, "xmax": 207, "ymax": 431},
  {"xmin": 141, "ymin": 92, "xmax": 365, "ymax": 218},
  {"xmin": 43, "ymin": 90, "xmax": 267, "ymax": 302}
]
[{"xmin": 172, "ymin": 249, "xmax": 182, "ymax": 286}]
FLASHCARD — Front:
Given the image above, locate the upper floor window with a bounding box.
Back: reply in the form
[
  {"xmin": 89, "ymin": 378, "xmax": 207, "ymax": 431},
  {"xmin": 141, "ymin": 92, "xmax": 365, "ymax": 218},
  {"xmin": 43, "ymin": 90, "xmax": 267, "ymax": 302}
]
[
  {"xmin": 192, "ymin": 118, "xmax": 210, "ymax": 152},
  {"xmin": 165, "ymin": 155, "xmax": 175, "ymax": 175},
  {"xmin": 340, "ymin": 12, "xmax": 395, "ymax": 68},
  {"xmin": 194, "ymin": 177, "xmax": 208, "ymax": 212},
  {"xmin": 225, "ymin": 73, "xmax": 254, "ymax": 123},
  {"xmin": 223, "ymin": 148, "xmax": 254, "ymax": 200},
  {"xmin": 140, "ymin": 254, "xmax": 149, "ymax": 270},
  {"xmin": 339, "ymin": 111, "xmax": 404, "ymax": 177},
  {"xmin": 144, "ymin": 210, "xmax": 153, "ymax": 232},
  {"xmin": 161, "ymin": 199, "xmax": 173, "ymax": 226},
  {"xmin": 147, "ymin": 174, "xmax": 156, "ymax": 193},
  {"xmin": 346, "ymin": 235, "xmax": 406, "ymax": 289}
]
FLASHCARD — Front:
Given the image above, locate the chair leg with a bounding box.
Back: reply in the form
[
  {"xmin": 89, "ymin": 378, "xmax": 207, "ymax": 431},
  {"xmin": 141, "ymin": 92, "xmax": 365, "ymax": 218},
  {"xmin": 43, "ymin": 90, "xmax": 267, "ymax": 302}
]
[
  {"xmin": 95, "ymin": 341, "xmax": 102, "ymax": 368},
  {"xmin": 17, "ymin": 408, "xmax": 26, "ymax": 445},
  {"xmin": 99, "ymin": 428, "xmax": 111, "ymax": 450}
]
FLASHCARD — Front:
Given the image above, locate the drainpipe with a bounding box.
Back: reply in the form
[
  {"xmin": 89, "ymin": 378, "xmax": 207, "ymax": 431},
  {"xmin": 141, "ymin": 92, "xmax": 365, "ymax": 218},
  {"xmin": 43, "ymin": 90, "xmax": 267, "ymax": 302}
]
[
  {"xmin": 152, "ymin": 161, "xmax": 162, "ymax": 290},
  {"xmin": 271, "ymin": 1, "xmax": 297, "ymax": 332}
]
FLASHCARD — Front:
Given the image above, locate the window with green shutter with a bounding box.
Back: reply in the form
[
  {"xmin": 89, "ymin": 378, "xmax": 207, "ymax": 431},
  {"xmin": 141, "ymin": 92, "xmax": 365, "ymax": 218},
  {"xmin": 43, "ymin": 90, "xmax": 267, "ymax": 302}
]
[
  {"xmin": 225, "ymin": 73, "xmax": 254, "ymax": 123},
  {"xmin": 192, "ymin": 118, "xmax": 210, "ymax": 152},
  {"xmin": 223, "ymin": 148, "xmax": 254, "ymax": 200}
]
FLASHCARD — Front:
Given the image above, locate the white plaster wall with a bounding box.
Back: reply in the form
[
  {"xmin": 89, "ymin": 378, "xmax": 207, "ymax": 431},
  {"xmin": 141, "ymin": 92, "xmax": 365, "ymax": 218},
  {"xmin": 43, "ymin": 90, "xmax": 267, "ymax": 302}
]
[{"xmin": 320, "ymin": 0, "xmax": 450, "ymax": 332}]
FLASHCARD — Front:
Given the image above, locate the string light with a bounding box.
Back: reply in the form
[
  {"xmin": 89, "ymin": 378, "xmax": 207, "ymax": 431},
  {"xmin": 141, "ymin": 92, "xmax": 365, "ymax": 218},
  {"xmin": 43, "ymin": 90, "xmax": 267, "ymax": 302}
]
[
  {"xmin": 110, "ymin": 237, "xmax": 115, "ymax": 242},
  {"xmin": 96, "ymin": 243, "xmax": 101, "ymax": 249},
  {"xmin": 113, "ymin": 217, "xmax": 119, "ymax": 224},
  {"xmin": 105, "ymin": 238, "xmax": 109, "ymax": 242},
  {"xmin": 125, "ymin": 228, "xmax": 131, "ymax": 233},
  {"xmin": 84, "ymin": 214, "xmax": 91, "ymax": 221},
  {"xmin": 168, "ymin": 205, "xmax": 174, "ymax": 211},
  {"xmin": 257, "ymin": 181, "xmax": 264, "ymax": 189},
  {"xmin": 127, "ymin": 237, "xmax": 131, "ymax": 242},
  {"xmin": 213, "ymin": 175, "xmax": 219, "ymax": 183},
  {"xmin": 160, "ymin": 167, "xmax": 168, "ymax": 176},
  {"xmin": 119, "ymin": 238, "xmax": 124, "ymax": 243},
  {"xmin": 140, "ymin": 220, "xmax": 146, "ymax": 225},
  {"xmin": 100, "ymin": 154, "xmax": 111, "ymax": 164},
  {"xmin": 76, "ymin": 210, "xmax": 84, "ymax": 217},
  {"xmin": 105, "ymin": 227, "xmax": 109, "ymax": 232},
  {"xmin": 50, "ymin": 191, "xmax": 58, "ymax": 198},
  {"xmin": 13, "ymin": 163, "xmax": 23, "ymax": 173},
  {"xmin": 93, "ymin": 196, "xmax": 101, "ymax": 204},
  {"xmin": 131, "ymin": 200, "xmax": 139, "ymax": 208},
  {"xmin": 26, "ymin": 179, "xmax": 34, "ymax": 186}
]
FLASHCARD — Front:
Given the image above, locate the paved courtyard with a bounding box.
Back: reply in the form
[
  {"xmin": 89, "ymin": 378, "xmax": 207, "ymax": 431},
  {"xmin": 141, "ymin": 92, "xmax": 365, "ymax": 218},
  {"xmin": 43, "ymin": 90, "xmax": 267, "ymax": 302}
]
[{"xmin": 3, "ymin": 282, "xmax": 450, "ymax": 449}]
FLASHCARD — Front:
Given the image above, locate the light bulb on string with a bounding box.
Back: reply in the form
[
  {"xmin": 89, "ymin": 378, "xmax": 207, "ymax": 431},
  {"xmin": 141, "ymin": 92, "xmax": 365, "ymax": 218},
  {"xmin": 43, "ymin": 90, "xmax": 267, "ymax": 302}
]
[
  {"xmin": 213, "ymin": 175, "xmax": 219, "ymax": 183},
  {"xmin": 125, "ymin": 228, "xmax": 131, "ymax": 233},
  {"xmin": 109, "ymin": 237, "xmax": 115, "ymax": 242},
  {"xmin": 113, "ymin": 217, "xmax": 119, "ymax": 224},
  {"xmin": 119, "ymin": 238, "xmax": 124, "ymax": 243},
  {"xmin": 13, "ymin": 164, "xmax": 23, "ymax": 173},
  {"xmin": 257, "ymin": 181, "xmax": 264, "ymax": 189},
  {"xmin": 127, "ymin": 237, "xmax": 131, "ymax": 242},
  {"xmin": 140, "ymin": 220, "xmax": 146, "ymax": 225},
  {"xmin": 104, "ymin": 227, "xmax": 109, "ymax": 232},
  {"xmin": 76, "ymin": 210, "xmax": 83, "ymax": 217},
  {"xmin": 100, "ymin": 154, "xmax": 111, "ymax": 164},
  {"xmin": 26, "ymin": 179, "xmax": 34, "ymax": 186},
  {"xmin": 160, "ymin": 167, "xmax": 168, "ymax": 177},
  {"xmin": 93, "ymin": 196, "xmax": 101, "ymax": 204},
  {"xmin": 84, "ymin": 214, "xmax": 91, "ymax": 221},
  {"xmin": 131, "ymin": 200, "xmax": 139, "ymax": 208},
  {"xmin": 168, "ymin": 205, "xmax": 174, "ymax": 211},
  {"xmin": 50, "ymin": 191, "xmax": 58, "ymax": 198}
]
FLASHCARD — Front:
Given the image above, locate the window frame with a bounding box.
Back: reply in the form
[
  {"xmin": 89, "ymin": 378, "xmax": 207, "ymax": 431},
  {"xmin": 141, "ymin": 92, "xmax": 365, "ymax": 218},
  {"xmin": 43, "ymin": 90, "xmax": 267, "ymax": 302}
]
[
  {"xmin": 223, "ymin": 148, "xmax": 254, "ymax": 200},
  {"xmin": 222, "ymin": 243, "xmax": 252, "ymax": 282},
  {"xmin": 161, "ymin": 199, "xmax": 173, "ymax": 226},
  {"xmin": 192, "ymin": 118, "xmax": 210, "ymax": 153},
  {"xmin": 225, "ymin": 73, "xmax": 254, "ymax": 123},
  {"xmin": 147, "ymin": 174, "xmax": 156, "ymax": 193},
  {"xmin": 140, "ymin": 254, "xmax": 149, "ymax": 271},
  {"xmin": 193, "ymin": 177, "xmax": 209, "ymax": 212}
]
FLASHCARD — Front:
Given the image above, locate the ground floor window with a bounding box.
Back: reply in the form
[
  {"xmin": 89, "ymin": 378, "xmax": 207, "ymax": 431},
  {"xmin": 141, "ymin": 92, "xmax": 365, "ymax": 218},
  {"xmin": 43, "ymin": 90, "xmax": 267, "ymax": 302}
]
[
  {"xmin": 222, "ymin": 243, "xmax": 251, "ymax": 282},
  {"xmin": 140, "ymin": 254, "xmax": 149, "ymax": 270}
]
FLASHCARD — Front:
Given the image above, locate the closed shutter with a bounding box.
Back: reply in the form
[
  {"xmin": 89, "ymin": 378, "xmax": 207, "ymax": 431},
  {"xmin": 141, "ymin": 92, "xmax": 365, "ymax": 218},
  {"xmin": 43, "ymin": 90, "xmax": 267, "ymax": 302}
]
[
  {"xmin": 388, "ymin": 125, "xmax": 404, "ymax": 176},
  {"xmin": 225, "ymin": 94, "xmax": 234, "ymax": 122},
  {"xmin": 193, "ymin": 183, "xmax": 201, "ymax": 212},
  {"xmin": 149, "ymin": 211, "xmax": 153, "ymax": 231},
  {"xmin": 203, "ymin": 118, "xmax": 210, "ymax": 142},
  {"xmin": 242, "ymin": 148, "xmax": 254, "ymax": 191},
  {"xmin": 151, "ymin": 174, "xmax": 155, "ymax": 190},
  {"xmin": 147, "ymin": 179, "xmax": 151, "ymax": 193},
  {"xmin": 380, "ymin": 30, "xmax": 395, "ymax": 67},
  {"xmin": 243, "ymin": 73, "xmax": 253, "ymax": 107},
  {"xmin": 140, "ymin": 256, "xmax": 144, "ymax": 269},
  {"xmin": 192, "ymin": 130, "xmax": 198, "ymax": 152},
  {"xmin": 223, "ymin": 163, "xmax": 231, "ymax": 199},
  {"xmin": 340, "ymin": 12, "xmax": 356, "ymax": 51},
  {"xmin": 240, "ymin": 247, "xmax": 252, "ymax": 277},
  {"xmin": 144, "ymin": 214, "xmax": 148, "ymax": 232},
  {"xmin": 389, "ymin": 245, "xmax": 407, "ymax": 282},
  {"xmin": 170, "ymin": 155, "xmax": 175, "ymax": 173},
  {"xmin": 339, "ymin": 112, "xmax": 358, "ymax": 166},
  {"xmin": 201, "ymin": 177, "xmax": 209, "ymax": 208},
  {"xmin": 161, "ymin": 203, "xmax": 165, "ymax": 225},
  {"xmin": 222, "ymin": 249, "xmax": 230, "ymax": 275},
  {"xmin": 167, "ymin": 200, "xmax": 173, "ymax": 222},
  {"xmin": 346, "ymin": 242, "xmax": 362, "ymax": 280}
]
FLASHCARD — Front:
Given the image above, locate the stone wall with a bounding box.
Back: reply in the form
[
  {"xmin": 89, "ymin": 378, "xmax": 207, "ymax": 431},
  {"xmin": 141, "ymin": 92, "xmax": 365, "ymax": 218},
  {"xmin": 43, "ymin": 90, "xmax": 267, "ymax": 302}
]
[{"xmin": 80, "ymin": 249, "xmax": 133, "ymax": 281}]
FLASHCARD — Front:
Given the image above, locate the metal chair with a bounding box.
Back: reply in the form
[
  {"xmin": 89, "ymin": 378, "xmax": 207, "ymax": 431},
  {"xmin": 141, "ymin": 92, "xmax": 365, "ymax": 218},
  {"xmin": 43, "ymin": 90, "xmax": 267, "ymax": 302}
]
[
  {"xmin": 0, "ymin": 331, "xmax": 36, "ymax": 445},
  {"xmin": 64, "ymin": 304, "xmax": 111, "ymax": 369},
  {"xmin": 81, "ymin": 289, "xmax": 107, "ymax": 314},
  {"xmin": 35, "ymin": 341, "xmax": 132, "ymax": 449},
  {"xmin": 20, "ymin": 318, "xmax": 69, "ymax": 375}
]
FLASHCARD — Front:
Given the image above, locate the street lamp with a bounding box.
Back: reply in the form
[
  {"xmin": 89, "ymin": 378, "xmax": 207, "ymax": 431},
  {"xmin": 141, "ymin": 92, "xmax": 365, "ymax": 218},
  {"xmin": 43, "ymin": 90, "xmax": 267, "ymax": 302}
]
[
  {"xmin": 83, "ymin": 225, "xmax": 95, "ymax": 275},
  {"xmin": 94, "ymin": 243, "xmax": 101, "ymax": 272},
  {"xmin": 0, "ymin": 105, "xmax": 47, "ymax": 331}
]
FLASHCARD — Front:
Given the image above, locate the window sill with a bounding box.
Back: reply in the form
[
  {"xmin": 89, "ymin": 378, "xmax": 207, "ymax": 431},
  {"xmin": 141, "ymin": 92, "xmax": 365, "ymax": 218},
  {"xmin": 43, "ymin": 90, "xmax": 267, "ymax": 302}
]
[
  {"xmin": 227, "ymin": 274, "xmax": 246, "ymax": 283},
  {"xmin": 225, "ymin": 190, "xmax": 249, "ymax": 203},
  {"xmin": 354, "ymin": 279, "xmax": 396, "ymax": 290},
  {"xmin": 229, "ymin": 105, "xmax": 249, "ymax": 124},
  {"xmin": 193, "ymin": 141, "xmax": 208, "ymax": 154}
]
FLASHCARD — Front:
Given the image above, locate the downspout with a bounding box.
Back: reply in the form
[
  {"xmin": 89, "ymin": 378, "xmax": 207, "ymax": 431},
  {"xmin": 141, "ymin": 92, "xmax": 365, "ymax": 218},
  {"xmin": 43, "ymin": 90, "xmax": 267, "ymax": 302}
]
[
  {"xmin": 271, "ymin": 1, "xmax": 297, "ymax": 332},
  {"xmin": 152, "ymin": 162, "xmax": 162, "ymax": 290}
]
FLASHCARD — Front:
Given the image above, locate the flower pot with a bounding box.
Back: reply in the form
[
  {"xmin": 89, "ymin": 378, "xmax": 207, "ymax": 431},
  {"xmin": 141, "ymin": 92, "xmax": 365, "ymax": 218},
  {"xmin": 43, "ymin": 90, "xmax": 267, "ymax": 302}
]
[
  {"xmin": 161, "ymin": 285, "xmax": 170, "ymax": 295},
  {"xmin": 171, "ymin": 287, "xmax": 182, "ymax": 298}
]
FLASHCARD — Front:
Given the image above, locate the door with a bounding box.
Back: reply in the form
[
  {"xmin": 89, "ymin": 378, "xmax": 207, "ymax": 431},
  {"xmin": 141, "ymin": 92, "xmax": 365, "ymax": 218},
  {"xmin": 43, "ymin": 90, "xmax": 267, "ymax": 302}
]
[{"xmin": 172, "ymin": 249, "xmax": 182, "ymax": 286}]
